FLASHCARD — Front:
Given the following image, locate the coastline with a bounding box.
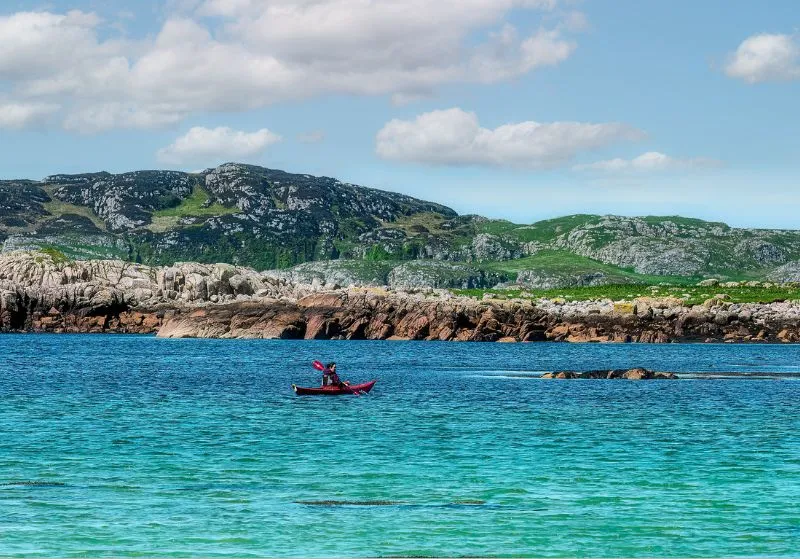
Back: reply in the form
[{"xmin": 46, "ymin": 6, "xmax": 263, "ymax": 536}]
[{"xmin": 3, "ymin": 251, "xmax": 800, "ymax": 342}]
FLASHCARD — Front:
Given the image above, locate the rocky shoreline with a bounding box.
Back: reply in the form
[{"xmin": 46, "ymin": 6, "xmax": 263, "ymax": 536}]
[{"xmin": 2, "ymin": 251, "xmax": 800, "ymax": 342}]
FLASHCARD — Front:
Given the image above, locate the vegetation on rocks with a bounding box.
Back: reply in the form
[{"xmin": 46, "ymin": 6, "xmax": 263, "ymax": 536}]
[
  {"xmin": 37, "ymin": 247, "xmax": 70, "ymax": 265},
  {"xmin": 5, "ymin": 164, "xmax": 800, "ymax": 290}
]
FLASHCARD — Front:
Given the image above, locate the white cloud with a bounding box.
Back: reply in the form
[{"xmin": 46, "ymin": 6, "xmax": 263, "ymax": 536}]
[
  {"xmin": 0, "ymin": 3, "xmax": 583, "ymax": 132},
  {"xmin": 0, "ymin": 102, "xmax": 59, "ymax": 129},
  {"xmin": 574, "ymin": 151, "xmax": 721, "ymax": 173},
  {"xmin": 467, "ymin": 26, "xmax": 576, "ymax": 83},
  {"xmin": 376, "ymin": 108, "xmax": 644, "ymax": 168},
  {"xmin": 725, "ymin": 33, "xmax": 800, "ymax": 83},
  {"xmin": 0, "ymin": 11, "xmax": 104, "ymax": 77},
  {"xmin": 0, "ymin": 11, "xmax": 130, "ymax": 97},
  {"xmin": 63, "ymin": 103, "xmax": 184, "ymax": 134},
  {"xmin": 156, "ymin": 126, "xmax": 282, "ymax": 165}
]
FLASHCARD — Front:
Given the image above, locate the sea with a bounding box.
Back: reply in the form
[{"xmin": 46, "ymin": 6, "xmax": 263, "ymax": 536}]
[{"xmin": 1, "ymin": 334, "xmax": 799, "ymax": 557}]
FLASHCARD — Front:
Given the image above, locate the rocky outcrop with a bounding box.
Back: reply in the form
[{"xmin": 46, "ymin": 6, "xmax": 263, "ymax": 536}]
[
  {"xmin": 0, "ymin": 181, "xmax": 50, "ymax": 229},
  {"xmin": 47, "ymin": 170, "xmax": 194, "ymax": 232},
  {"xmin": 155, "ymin": 292, "xmax": 800, "ymax": 342},
  {"xmin": 766, "ymin": 261, "xmax": 800, "ymax": 283},
  {"xmin": 3, "ymin": 250, "xmax": 800, "ymax": 343},
  {"xmin": 386, "ymin": 260, "xmax": 506, "ymax": 289},
  {"xmin": 259, "ymin": 259, "xmax": 509, "ymax": 290},
  {"xmin": 0, "ymin": 250, "xmax": 304, "ymax": 333},
  {"xmin": 541, "ymin": 368, "xmax": 678, "ymax": 379},
  {"xmin": 513, "ymin": 270, "xmax": 611, "ymax": 289},
  {"xmin": 544, "ymin": 216, "xmax": 795, "ymax": 276},
  {"xmin": 263, "ymin": 260, "xmax": 393, "ymax": 288}
]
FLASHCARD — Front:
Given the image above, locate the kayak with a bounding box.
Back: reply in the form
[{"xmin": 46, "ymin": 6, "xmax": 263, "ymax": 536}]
[{"xmin": 292, "ymin": 380, "xmax": 377, "ymax": 396}]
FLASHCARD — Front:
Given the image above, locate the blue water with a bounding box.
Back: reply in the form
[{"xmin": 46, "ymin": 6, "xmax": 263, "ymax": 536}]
[{"xmin": 1, "ymin": 335, "xmax": 800, "ymax": 557}]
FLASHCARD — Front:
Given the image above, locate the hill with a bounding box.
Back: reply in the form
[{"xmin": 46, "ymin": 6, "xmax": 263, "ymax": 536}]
[{"xmin": 3, "ymin": 163, "xmax": 800, "ymax": 289}]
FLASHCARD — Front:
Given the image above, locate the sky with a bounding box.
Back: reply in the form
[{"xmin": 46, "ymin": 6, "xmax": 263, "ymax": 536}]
[{"xmin": 0, "ymin": 0, "xmax": 798, "ymax": 227}]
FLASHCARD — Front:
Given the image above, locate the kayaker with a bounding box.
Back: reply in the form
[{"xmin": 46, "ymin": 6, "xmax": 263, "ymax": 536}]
[
  {"xmin": 322, "ymin": 363, "xmax": 352, "ymax": 389},
  {"xmin": 322, "ymin": 362, "xmax": 341, "ymax": 387}
]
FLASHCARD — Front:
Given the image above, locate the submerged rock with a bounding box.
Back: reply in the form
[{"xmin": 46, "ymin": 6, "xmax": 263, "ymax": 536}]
[{"xmin": 541, "ymin": 368, "xmax": 678, "ymax": 379}]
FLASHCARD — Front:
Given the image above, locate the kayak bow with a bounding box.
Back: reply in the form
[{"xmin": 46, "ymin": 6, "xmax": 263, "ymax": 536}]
[{"xmin": 292, "ymin": 380, "xmax": 377, "ymax": 396}]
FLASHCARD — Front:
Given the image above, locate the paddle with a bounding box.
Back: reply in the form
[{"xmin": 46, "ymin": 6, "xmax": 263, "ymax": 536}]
[
  {"xmin": 312, "ymin": 361, "xmax": 362, "ymax": 395},
  {"xmin": 343, "ymin": 382, "xmax": 364, "ymax": 396}
]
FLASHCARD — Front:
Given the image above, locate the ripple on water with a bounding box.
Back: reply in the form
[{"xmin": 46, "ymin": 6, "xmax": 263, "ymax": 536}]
[{"xmin": 0, "ymin": 481, "xmax": 68, "ymax": 488}]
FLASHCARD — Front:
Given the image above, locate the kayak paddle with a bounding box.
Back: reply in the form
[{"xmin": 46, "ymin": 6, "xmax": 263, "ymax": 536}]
[{"xmin": 342, "ymin": 382, "xmax": 361, "ymax": 396}]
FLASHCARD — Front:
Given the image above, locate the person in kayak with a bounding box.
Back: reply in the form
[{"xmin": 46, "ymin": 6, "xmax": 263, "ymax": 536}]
[
  {"xmin": 322, "ymin": 362, "xmax": 349, "ymax": 389},
  {"xmin": 322, "ymin": 362, "xmax": 341, "ymax": 387}
]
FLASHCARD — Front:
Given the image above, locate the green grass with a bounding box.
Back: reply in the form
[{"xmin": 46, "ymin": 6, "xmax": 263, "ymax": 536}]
[
  {"xmin": 37, "ymin": 242, "xmax": 129, "ymax": 262},
  {"xmin": 476, "ymin": 214, "xmax": 732, "ymax": 244},
  {"xmin": 41, "ymin": 199, "xmax": 107, "ymax": 231},
  {"xmin": 148, "ymin": 216, "xmax": 182, "ymax": 233},
  {"xmin": 37, "ymin": 246, "xmax": 70, "ymax": 265},
  {"xmin": 452, "ymin": 284, "xmax": 800, "ymax": 306},
  {"xmin": 152, "ymin": 185, "xmax": 237, "ymax": 219},
  {"xmin": 473, "ymin": 219, "xmax": 522, "ymax": 236},
  {"xmin": 501, "ymin": 214, "xmax": 604, "ymax": 243},
  {"xmin": 385, "ymin": 212, "xmax": 448, "ymax": 236}
]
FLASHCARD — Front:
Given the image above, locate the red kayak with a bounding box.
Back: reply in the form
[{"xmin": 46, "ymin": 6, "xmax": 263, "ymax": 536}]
[{"xmin": 292, "ymin": 380, "xmax": 377, "ymax": 396}]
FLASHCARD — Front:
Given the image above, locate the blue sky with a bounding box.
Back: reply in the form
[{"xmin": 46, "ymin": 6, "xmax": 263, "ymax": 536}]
[{"xmin": 0, "ymin": 0, "xmax": 798, "ymax": 227}]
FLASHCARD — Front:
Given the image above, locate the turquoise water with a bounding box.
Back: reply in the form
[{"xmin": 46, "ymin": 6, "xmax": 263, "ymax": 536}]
[{"xmin": 1, "ymin": 335, "xmax": 800, "ymax": 557}]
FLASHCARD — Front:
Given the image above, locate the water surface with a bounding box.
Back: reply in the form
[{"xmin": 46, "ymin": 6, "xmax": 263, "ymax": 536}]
[{"xmin": 1, "ymin": 335, "xmax": 799, "ymax": 557}]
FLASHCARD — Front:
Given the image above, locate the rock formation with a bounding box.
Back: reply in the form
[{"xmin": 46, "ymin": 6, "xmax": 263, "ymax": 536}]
[
  {"xmin": 3, "ymin": 250, "xmax": 800, "ymax": 342},
  {"xmin": 540, "ymin": 368, "xmax": 678, "ymax": 379}
]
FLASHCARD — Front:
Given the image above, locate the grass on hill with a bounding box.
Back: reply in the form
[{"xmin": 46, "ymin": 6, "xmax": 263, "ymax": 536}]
[
  {"xmin": 473, "ymin": 214, "xmax": 734, "ymax": 244},
  {"xmin": 452, "ymin": 283, "xmax": 800, "ymax": 306},
  {"xmin": 494, "ymin": 214, "xmax": 604, "ymax": 243},
  {"xmin": 40, "ymin": 198, "xmax": 107, "ymax": 231},
  {"xmin": 384, "ymin": 212, "xmax": 449, "ymax": 235},
  {"xmin": 152, "ymin": 185, "xmax": 238, "ymax": 219}
]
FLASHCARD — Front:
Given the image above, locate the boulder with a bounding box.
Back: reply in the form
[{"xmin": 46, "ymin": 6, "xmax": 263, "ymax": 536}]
[{"xmin": 621, "ymin": 367, "xmax": 651, "ymax": 380}]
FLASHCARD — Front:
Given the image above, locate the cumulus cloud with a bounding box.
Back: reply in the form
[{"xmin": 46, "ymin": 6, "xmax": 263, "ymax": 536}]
[
  {"xmin": 725, "ymin": 33, "xmax": 800, "ymax": 83},
  {"xmin": 574, "ymin": 152, "xmax": 721, "ymax": 173},
  {"xmin": 467, "ymin": 26, "xmax": 575, "ymax": 83},
  {"xmin": 376, "ymin": 108, "xmax": 644, "ymax": 168},
  {"xmin": 63, "ymin": 103, "xmax": 185, "ymax": 134},
  {"xmin": 0, "ymin": 2, "xmax": 583, "ymax": 132},
  {"xmin": 156, "ymin": 126, "xmax": 282, "ymax": 165},
  {"xmin": 0, "ymin": 102, "xmax": 59, "ymax": 129}
]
